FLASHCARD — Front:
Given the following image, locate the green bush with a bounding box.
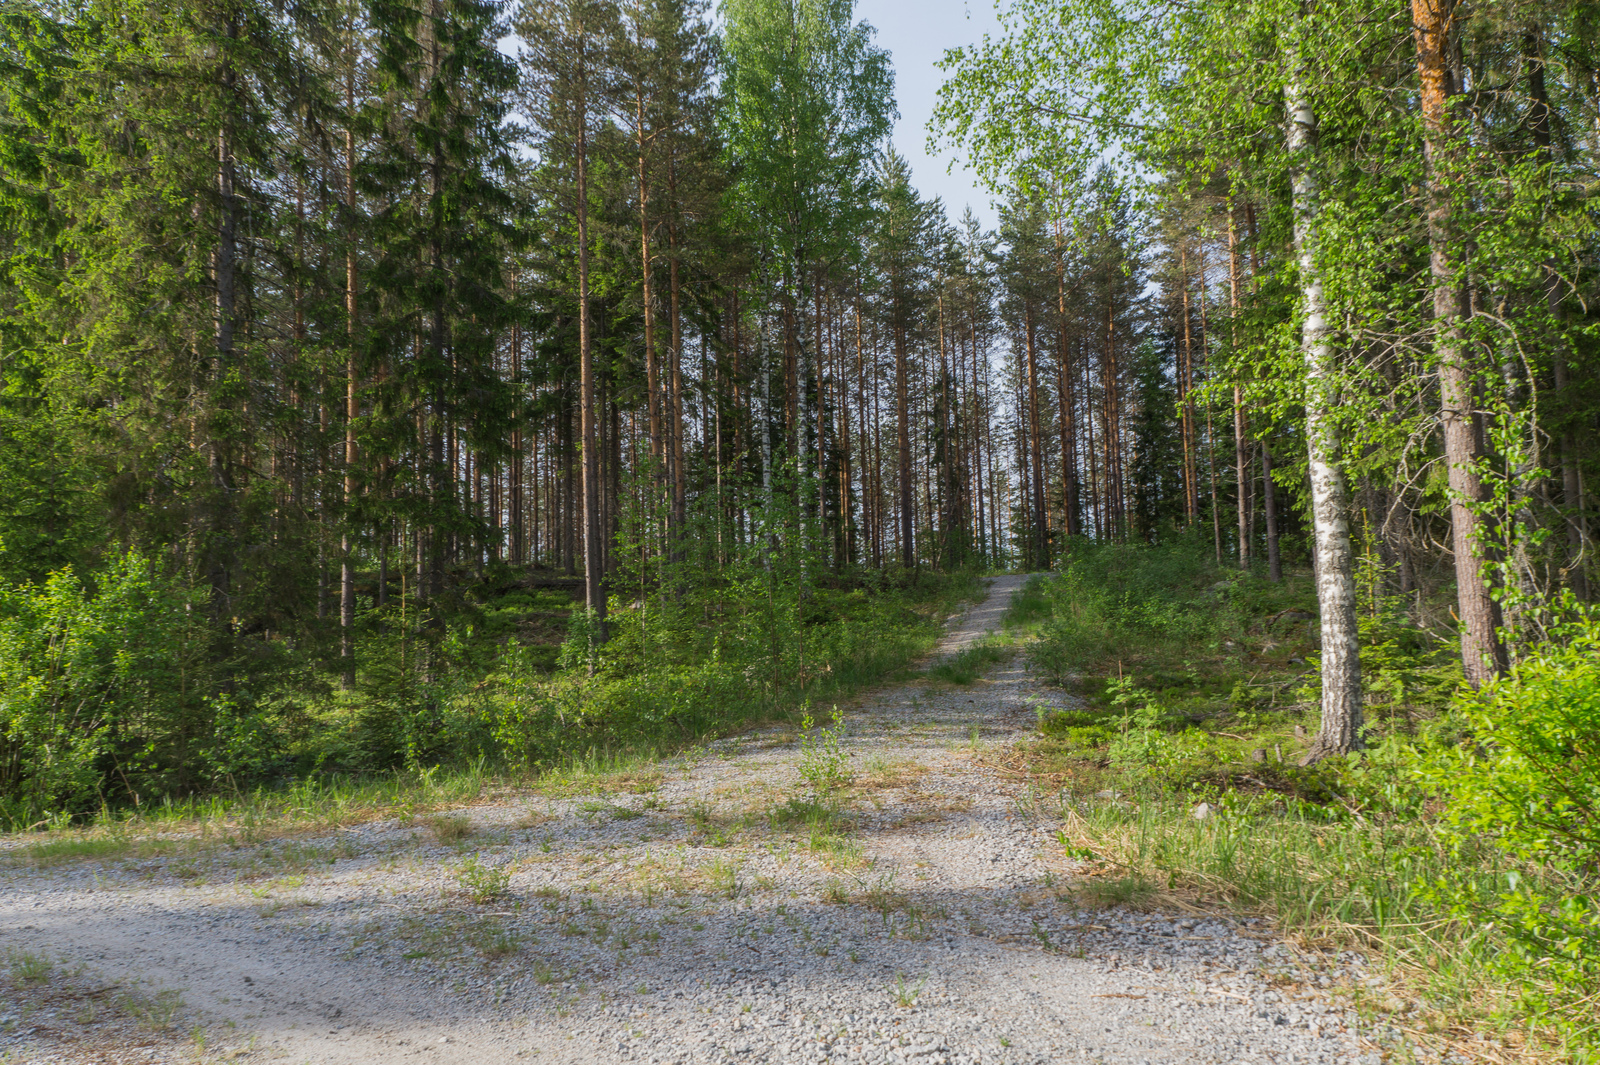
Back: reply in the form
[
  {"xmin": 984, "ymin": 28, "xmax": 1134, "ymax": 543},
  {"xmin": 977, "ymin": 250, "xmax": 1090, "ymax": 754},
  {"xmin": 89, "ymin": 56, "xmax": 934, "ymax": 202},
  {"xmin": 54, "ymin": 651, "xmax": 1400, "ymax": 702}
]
[
  {"xmin": 0, "ymin": 551, "xmax": 213, "ymax": 823},
  {"xmin": 1429, "ymin": 616, "xmax": 1600, "ymax": 1037},
  {"xmin": 1100, "ymin": 677, "xmax": 1216, "ymax": 787}
]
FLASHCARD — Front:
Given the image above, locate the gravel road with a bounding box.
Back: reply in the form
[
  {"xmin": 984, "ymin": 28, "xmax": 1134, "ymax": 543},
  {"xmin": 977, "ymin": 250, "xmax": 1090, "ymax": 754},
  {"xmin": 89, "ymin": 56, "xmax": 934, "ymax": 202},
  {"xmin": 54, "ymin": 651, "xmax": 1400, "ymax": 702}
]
[{"xmin": 1, "ymin": 574, "xmax": 1386, "ymax": 1065}]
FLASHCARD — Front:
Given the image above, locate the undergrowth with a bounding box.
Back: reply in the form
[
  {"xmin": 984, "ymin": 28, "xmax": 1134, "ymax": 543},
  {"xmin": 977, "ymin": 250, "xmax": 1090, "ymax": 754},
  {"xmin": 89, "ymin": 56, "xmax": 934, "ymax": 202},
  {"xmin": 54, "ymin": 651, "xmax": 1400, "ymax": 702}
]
[{"xmin": 2, "ymin": 566, "xmax": 981, "ymax": 849}]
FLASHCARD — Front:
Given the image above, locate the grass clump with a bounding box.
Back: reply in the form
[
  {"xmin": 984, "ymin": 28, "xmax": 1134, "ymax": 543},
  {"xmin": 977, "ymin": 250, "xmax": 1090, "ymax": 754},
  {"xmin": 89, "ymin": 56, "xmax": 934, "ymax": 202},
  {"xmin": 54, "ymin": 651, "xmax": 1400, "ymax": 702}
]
[
  {"xmin": 427, "ymin": 813, "xmax": 475, "ymax": 843},
  {"xmin": 8, "ymin": 948, "xmax": 52, "ymax": 985},
  {"xmin": 455, "ymin": 856, "xmax": 512, "ymax": 903},
  {"xmin": 927, "ymin": 640, "xmax": 1009, "ymax": 685},
  {"xmin": 117, "ymin": 987, "xmax": 184, "ymax": 1031}
]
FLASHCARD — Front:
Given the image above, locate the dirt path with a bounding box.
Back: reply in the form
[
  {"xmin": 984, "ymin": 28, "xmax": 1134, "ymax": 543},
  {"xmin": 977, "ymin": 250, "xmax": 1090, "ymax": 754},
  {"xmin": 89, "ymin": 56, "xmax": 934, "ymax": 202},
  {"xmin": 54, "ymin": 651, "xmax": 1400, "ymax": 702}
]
[{"xmin": 1, "ymin": 576, "xmax": 1378, "ymax": 1065}]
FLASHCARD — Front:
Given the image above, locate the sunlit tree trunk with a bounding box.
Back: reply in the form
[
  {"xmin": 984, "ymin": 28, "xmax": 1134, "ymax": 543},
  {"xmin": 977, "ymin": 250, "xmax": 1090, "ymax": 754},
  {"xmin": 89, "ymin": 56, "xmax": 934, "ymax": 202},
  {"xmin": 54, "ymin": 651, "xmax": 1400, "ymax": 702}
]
[
  {"xmin": 576, "ymin": 40, "xmax": 607, "ymax": 646},
  {"xmin": 1287, "ymin": 53, "xmax": 1362, "ymax": 760},
  {"xmin": 1412, "ymin": 0, "xmax": 1504, "ymax": 684}
]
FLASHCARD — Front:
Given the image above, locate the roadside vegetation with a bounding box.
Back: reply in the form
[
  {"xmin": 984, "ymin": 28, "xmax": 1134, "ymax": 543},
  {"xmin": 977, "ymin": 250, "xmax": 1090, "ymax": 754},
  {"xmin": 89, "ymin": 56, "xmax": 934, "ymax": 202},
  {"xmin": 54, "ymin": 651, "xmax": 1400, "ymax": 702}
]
[
  {"xmin": 0, "ymin": 538, "xmax": 980, "ymax": 837},
  {"xmin": 1005, "ymin": 540, "xmax": 1600, "ymax": 1061}
]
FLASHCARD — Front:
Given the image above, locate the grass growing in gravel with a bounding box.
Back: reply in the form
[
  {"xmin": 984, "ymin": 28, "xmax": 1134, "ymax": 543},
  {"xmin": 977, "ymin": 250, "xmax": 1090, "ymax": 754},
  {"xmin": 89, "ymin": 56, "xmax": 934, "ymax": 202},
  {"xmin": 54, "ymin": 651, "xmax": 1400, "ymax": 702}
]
[
  {"xmin": 455, "ymin": 856, "xmax": 513, "ymax": 902},
  {"xmin": 428, "ymin": 813, "xmax": 476, "ymax": 843},
  {"xmin": 1010, "ymin": 539, "xmax": 1600, "ymax": 1062},
  {"xmin": 926, "ymin": 640, "xmax": 1010, "ymax": 685},
  {"xmin": 1001, "ymin": 576, "xmax": 1052, "ymax": 631},
  {"xmin": 8, "ymin": 948, "xmax": 53, "ymax": 985}
]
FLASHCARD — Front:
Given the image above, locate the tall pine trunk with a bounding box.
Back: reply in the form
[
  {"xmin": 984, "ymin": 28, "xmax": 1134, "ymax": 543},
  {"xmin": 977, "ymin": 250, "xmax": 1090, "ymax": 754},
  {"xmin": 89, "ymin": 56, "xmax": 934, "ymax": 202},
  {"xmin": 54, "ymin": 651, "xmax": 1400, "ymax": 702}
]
[
  {"xmin": 636, "ymin": 94, "xmax": 664, "ymax": 531},
  {"xmin": 1411, "ymin": 0, "xmax": 1504, "ymax": 684},
  {"xmin": 211, "ymin": 30, "xmax": 239, "ymax": 620},
  {"xmin": 669, "ymin": 221, "xmax": 686, "ymax": 559},
  {"xmin": 1179, "ymin": 245, "xmax": 1198, "ymax": 524},
  {"xmin": 1024, "ymin": 306, "xmax": 1046, "ymax": 567},
  {"xmin": 895, "ymin": 318, "xmax": 913, "ymax": 569},
  {"xmin": 1055, "ymin": 225, "xmax": 1080, "ymax": 539},
  {"xmin": 576, "ymin": 44, "xmax": 607, "ymax": 647},
  {"xmin": 340, "ymin": 69, "xmax": 359, "ymax": 687}
]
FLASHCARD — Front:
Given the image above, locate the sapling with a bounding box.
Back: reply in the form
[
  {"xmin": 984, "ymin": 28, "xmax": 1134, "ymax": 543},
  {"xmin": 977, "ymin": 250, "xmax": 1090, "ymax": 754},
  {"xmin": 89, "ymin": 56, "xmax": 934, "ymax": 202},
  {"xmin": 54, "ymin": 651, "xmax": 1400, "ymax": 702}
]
[{"xmin": 798, "ymin": 706, "xmax": 852, "ymax": 796}]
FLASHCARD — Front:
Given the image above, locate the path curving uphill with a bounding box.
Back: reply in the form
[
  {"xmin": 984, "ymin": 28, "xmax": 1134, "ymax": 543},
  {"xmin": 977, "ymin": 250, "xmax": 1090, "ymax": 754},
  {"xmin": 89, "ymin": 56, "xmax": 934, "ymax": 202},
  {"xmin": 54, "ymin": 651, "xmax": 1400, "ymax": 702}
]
[{"xmin": 1, "ymin": 575, "xmax": 1377, "ymax": 1065}]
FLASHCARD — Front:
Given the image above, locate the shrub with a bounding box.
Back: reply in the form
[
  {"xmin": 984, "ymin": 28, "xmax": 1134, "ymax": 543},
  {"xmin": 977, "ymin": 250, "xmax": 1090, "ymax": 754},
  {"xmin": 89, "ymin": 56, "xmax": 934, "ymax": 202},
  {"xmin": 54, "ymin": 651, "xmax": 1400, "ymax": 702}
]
[
  {"xmin": 798, "ymin": 706, "xmax": 851, "ymax": 795},
  {"xmin": 0, "ymin": 551, "xmax": 213, "ymax": 824},
  {"xmin": 1428, "ymin": 616, "xmax": 1600, "ymax": 1037}
]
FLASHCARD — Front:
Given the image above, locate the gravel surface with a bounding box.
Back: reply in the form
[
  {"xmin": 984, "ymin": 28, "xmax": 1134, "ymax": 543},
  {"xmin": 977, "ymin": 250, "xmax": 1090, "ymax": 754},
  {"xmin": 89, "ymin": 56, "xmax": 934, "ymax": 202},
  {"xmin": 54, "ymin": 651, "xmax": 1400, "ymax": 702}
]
[{"xmin": 1, "ymin": 575, "xmax": 1388, "ymax": 1064}]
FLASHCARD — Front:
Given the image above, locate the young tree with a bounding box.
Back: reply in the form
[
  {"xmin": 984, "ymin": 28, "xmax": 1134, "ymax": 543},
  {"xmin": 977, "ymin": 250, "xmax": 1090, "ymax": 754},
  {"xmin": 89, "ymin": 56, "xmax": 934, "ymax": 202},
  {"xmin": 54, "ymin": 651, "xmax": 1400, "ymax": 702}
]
[{"xmin": 720, "ymin": 0, "xmax": 893, "ymax": 513}]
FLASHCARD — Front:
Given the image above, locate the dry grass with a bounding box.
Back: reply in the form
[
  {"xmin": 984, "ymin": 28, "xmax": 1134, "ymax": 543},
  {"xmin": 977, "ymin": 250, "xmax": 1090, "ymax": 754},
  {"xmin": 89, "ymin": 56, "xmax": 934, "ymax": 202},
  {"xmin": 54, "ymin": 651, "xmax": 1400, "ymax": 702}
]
[
  {"xmin": 852, "ymin": 757, "xmax": 930, "ymax": 792},
  {"xmin": 0, "ymin": 963, "xmax": 223, "ymax": 1063},
  {"xmin": 1005, "ymin": 788, "xmax": 1571, "ymax": 1063},
  {"xmin": 426, "ymin": 813, "xmax": 475, "ymax": 843},
  {"xmin": 530, "ymin": 768, "xmax": 665, "ymax": 798}
]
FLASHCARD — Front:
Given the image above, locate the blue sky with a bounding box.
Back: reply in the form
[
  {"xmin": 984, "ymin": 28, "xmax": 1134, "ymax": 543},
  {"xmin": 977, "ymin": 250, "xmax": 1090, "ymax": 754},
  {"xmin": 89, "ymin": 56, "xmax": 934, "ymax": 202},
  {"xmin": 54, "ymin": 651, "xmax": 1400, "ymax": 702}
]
[{"xmin": 856, "ymin": 0, "xmax": 1003, "ymax": 230}]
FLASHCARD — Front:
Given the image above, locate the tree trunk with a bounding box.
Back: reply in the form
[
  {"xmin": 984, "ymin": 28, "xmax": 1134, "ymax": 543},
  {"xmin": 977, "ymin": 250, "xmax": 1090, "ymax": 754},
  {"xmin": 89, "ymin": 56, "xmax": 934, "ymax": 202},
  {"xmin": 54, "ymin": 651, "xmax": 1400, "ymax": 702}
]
[
  {"xmin": 1524, "ymin": 24, "xmax": 1589, "ymax": 602},
  {"xmin": 1024, "ymin": 305, "xmax": 1047, "ymax": 567},
  {"xmin": 1179, "ymin": 244, "xmax": 1197, "ymax": 524},
  {"xmin": 669, "ymin": 252, "xmax": 686, "ymax": 553},
  {"xmin": 1102, "ymin": 301, "xmax": 1122, "ymax": 541},
  {"xmin": 340, "ymin": 70, "xmax": 359, "ymax": 688},
  {"xmin": 1227, "ymin": 203, "xmax": 1250, "ymax": 569},
  {"xmin": 1287, "ymin": 53, "xmax": 1363, "ymax": 760},
  {"xmin": 211, "ymin": 52, "xmax": 238, "ymax": 621},
  {"xmin": 576, "ymin": 48, "xmax": 607, "ymax": 648},
  {"xmin": 1262, "ymin": 443, "xmax": 1281, "ymax": 581},
  {"xmin": 895, "ymin": 317, "xmax": 913, "ymax": 569},
  {"xmin": 1195, "ymin": 247, "xmax": 1222, "ymax": 563},
  {"xmin": 667, "ymin": 166, "xmax": 687, "ymax": 561},
  {"xmin": 1055, "ymin": 225, "xmax": 1079, "ymax": 539},
  {"xmin": 636, "ymin": 95, "xmax": 664, "ymax": 534},
  {"xmin": 1412, "ymin": 0, "xmax": 1504, "ymax": 684},
  {"xmin": 510, "ymin": 305, "xmax": 524, "ymax": 565}
]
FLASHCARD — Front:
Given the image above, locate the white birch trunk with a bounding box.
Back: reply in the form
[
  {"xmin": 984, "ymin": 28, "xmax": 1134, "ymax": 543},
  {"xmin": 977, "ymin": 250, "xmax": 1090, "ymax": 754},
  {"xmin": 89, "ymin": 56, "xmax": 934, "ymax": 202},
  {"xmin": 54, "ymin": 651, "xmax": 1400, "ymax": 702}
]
[{"xmin": 1286, "ymin": 58, "xmax": 1363, "ymax": 760}]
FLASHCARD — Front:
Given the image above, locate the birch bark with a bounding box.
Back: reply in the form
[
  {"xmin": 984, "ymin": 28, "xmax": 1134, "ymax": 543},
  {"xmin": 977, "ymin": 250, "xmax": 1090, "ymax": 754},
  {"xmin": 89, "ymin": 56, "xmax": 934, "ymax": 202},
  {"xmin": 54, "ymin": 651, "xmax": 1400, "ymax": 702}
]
[{"xmin": 1286, "ymin": 53, "xmax": 1362, "ymax": 759}]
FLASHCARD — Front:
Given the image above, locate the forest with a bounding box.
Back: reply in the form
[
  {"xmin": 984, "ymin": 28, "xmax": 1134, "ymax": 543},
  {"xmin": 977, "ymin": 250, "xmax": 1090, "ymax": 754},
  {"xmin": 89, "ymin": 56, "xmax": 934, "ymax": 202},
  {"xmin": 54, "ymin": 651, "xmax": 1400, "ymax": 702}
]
[{"xmin": 1, "ymin": 0, "xmax": 1598, "ymax": 1052}]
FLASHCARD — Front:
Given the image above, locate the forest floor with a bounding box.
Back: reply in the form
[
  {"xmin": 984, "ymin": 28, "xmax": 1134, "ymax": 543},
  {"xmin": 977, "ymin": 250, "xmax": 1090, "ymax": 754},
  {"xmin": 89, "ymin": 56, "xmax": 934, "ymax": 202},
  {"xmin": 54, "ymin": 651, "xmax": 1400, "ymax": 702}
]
[{"xmin": 1, "ymin": 575, "xmax": 1388, "ymax": 1065}]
